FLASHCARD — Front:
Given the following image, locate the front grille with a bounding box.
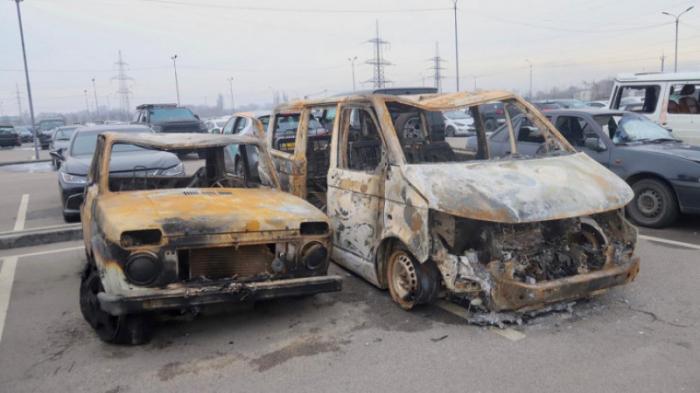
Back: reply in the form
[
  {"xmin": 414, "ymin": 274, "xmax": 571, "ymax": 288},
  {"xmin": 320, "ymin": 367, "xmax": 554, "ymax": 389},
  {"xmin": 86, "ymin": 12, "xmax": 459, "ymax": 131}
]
[{"xmin": 184, "ymin": 245, "xmax": 275, "ymax": 280}]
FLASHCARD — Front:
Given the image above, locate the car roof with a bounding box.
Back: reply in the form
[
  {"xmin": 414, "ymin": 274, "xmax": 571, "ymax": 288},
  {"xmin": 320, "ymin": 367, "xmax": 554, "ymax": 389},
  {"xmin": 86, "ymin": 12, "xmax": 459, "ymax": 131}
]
[
  {"xmin": 334, "ymin": 87, "xmax": 438, "ymax": 97},
  {"xmin": 75, "ymin": 124, "xmax": 151, "ymax": 134},
  {"xmin": 543, "ymin": 108, "xmax": 627, "ymax": 116},
  {"xmin": 135, "ymin": 103, "xmax": 178, "ymax": 109},
  {"xmin": 616, "ymin": 72, "xmax": 700, "ymax": 83},
  {"xmin": 101, "ymin": 132, "xmax": 264, "ymax": 149}
]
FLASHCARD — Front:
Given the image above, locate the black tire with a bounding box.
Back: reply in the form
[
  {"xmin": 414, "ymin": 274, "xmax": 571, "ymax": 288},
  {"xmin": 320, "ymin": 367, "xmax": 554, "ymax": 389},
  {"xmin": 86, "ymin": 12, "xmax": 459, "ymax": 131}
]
[
  {"xmin": 626, "ymin": 178, "xmax": 678, "ymax": 228},
  {"xmin": 80, "ymin": 266, "xmax": 153, "ymax": 345},
  {"xmin": 484, "ymin": 118, "xmax": 497, "ymax": 132},
  {"xmin": 445, "ymin": 126, "xmax": 456, "ymax": 137},
  {"xmin": 386, "ymin": 245, "xmax": 440, "ymax": 310},
  {"xmin": 63, "ymin": 212, "xmax": 80, "ymax": 223}
]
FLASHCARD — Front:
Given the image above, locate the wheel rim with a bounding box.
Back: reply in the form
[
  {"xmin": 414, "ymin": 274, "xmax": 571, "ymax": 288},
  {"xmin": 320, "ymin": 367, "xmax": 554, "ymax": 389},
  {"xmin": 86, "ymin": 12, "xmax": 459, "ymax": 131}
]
[
  {"xmin": 390, "ymin": 252, "xmax": 418, "ymax": 304},
  {"xmin": 636, "ymin": 188, "xmax": 663, "ymax": 218},
  {"xmin": 402, "ymin": 118, "xmax": 422, "ymax": 140}
]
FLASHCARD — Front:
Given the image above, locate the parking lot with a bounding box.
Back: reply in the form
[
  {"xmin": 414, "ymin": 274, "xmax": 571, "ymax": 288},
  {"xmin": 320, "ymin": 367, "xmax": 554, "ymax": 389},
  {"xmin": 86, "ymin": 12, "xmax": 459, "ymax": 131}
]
[{"xmin": 0, "ymin": 140, "xmax": 699, "ymax": 393}]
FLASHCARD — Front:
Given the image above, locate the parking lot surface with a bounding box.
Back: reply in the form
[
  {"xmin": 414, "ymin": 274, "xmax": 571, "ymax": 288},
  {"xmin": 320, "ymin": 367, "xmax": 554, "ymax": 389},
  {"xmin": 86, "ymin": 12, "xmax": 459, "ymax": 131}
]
[
  {"xmin": 0, "ymin": 142, "xmax": 698, "ymax": 393},
  {"xmin": 0, "ymin": 237, "xmax": 699, "ymax": 393}
]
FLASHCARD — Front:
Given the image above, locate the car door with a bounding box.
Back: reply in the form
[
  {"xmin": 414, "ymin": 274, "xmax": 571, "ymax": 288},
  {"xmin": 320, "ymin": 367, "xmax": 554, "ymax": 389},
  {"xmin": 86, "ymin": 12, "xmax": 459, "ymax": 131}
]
[
  {"xmin": 555, "ymin": 115, "xmax": 611, "ymax": 166},
  {"xmin": 268, "ymin": 111, "xmax": 308, "ymax": 197},
  {"xmin": 327, "ymin": 105, "xmax": 386, "ymax": 264},
  {"xmin": 664, "ymin": 81, "xmax": 700, "ymax": 145}
]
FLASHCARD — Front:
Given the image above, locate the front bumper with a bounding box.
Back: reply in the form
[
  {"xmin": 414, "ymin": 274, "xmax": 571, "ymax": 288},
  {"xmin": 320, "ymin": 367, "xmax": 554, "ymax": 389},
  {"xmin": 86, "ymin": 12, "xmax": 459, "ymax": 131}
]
[
  {"xmin": 489, "ymin": 256, "xmax": 640, "ymax": 311},
  {"xmin": 97, "ymin": 275, "xmax": 343, "ymax": 316}
]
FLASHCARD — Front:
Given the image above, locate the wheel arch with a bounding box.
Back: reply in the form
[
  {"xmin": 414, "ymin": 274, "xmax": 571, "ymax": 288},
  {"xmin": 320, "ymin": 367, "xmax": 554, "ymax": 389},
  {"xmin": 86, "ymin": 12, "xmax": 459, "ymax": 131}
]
[
  {"xmin": 374, "ymin": 236, "xmax": 405, "ymax": 289},
  {"xmin": 625, "ymin": 171, "xmax": 679, "ymax": 205}
]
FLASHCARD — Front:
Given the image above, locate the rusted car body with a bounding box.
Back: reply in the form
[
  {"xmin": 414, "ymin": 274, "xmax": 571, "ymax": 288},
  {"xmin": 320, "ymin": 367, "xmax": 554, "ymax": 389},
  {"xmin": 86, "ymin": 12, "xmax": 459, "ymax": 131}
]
[
  {"xmin": 243, "ymin": 90, "xmax": 639, "ymax": 313},
  {"xmin": 80, "ymin": 132, "xmax": 341, "ymax": 344}
]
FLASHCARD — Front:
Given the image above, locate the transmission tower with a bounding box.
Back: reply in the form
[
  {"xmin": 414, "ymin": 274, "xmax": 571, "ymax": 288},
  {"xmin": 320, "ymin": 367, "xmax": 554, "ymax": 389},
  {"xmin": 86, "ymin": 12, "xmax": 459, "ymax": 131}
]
[
  {"xmin": 428, "ymin": 42, "xmax": 446, "ymax": 93},
  {"xmin": 15, "ymin": 84, "xmax": 23, "ymax": 120},
  {"xmin": 365, "ymin": 20, "xmax": 392, "ymax": 88},
  {"xmin": 112, "ymin": 50, "xmax": 133, "ymax": 119}
]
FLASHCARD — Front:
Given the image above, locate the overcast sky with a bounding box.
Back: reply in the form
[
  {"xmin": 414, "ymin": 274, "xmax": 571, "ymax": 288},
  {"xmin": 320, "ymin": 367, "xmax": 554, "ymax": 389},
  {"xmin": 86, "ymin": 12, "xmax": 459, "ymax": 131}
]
[{"xmin": 1, "ymin": 0, "xmax": 700, "ymax": 115}]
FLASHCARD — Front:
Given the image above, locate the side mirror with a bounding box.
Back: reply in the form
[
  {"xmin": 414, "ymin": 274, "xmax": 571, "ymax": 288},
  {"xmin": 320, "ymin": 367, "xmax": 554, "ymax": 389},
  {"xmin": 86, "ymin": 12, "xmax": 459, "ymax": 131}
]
[
  {"xmin": 584, "ymin": 137, "xmax": 606, "ymax": 152},
  {"xmin": 50, "ymin": 148, "xmax": 65, "ymax": 161},
  {"xmin": 194, "ymin": 114, "xmax": 200, "ymax": 120}
]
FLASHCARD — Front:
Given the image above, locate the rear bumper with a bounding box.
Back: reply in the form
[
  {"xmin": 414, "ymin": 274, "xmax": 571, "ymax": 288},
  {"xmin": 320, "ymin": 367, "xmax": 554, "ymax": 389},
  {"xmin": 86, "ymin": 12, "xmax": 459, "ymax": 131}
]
[
  {"xmin": 97, "ymin": 275, "xmax": 343, "ymax": 316},
  {"xmin": 490, "ymin": 256, "xmax": 640, "ymax": 312}
]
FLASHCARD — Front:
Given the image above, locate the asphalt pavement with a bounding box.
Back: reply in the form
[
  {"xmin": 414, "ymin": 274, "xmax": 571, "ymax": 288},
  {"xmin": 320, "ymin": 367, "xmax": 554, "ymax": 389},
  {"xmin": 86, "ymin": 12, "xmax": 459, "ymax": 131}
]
[
  {"xmin": 0, "ymin": 141, "xmax": 698, "ymax": 392},
  {"xmin": 0, "ymin": 144, "xmax": 50, "ymax": 165}
]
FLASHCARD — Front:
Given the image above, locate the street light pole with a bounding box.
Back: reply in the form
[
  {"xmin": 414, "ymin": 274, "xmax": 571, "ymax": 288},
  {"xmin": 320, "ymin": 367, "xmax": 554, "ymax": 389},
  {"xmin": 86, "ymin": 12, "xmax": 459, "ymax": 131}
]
[
  {"xmin": 662, "ymin": 6, "xmax": 695, "ymax": 73},
  {"xmin": 348, "ymin": 56, "xmax": 357, "ymax": 91},
  {"xmin": 525, "ymin": 59, "xmax": 533, "ymax": 99},
  {"xmin": 92, "ymin": 77, "xmax": 99, "ymax": 120},
  {"xmin": 171, "ymin": 54, "xmax": 181, "ymax": 105},
  {"xmin": 452, "ymin": 0, "xmax": 460, "ymax": 92},
  {"xmin": 227, "ymin": 77, "xmax": 235, "ymax": 112},
  {"xmin": 13, "ymin": 0, "xmax": 39, "ymax": 160}
]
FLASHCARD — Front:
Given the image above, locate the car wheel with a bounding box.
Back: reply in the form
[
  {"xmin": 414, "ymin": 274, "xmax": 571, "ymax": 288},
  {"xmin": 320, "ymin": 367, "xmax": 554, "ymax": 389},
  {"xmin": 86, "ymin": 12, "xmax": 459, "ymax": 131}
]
[
  {"xmin": 63, "ymin": 212, "xmax": 80, "ymax": 223},
  {"xmin": 484, "ymin": 118, "xmax": 497, "ymax": 132},
  {"xmin": 626, "ymin": 178, "xmax": 678, "ymax": 228},
  {"xmin": 386, "ymin": 246, "xmax": 440, "ymax": 310},
  {"xmin": 80, "ymin": 266, "xmax": 153, "ymax": 345},
  {"xmin": 445, "ymin": 126, "xmax": 456, "ymax": 137}
]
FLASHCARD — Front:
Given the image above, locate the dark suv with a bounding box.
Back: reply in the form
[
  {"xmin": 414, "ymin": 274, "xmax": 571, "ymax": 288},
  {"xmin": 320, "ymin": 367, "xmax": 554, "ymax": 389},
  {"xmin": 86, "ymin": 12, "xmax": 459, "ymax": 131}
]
[{"xmin": 133, "ymin": 104, "xmax": 207, "ymax": 134}]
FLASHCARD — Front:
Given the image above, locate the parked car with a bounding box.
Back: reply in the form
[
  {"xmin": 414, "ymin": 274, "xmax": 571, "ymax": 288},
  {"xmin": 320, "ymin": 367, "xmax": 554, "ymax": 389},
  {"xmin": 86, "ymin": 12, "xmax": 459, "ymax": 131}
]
[
  {"xmin": 15, "ymin": 126, "xmax": 34, "ymax": 143},
  {"xmin": 477, "ymin": 102, "xmax": 506, "ymax": 131},
  {"xmin": 443, "ymin": 110, "xmax": 475, "ymax": 136},
  {"xmin": 38, "ymin": 117, "xmax": 67, "ymax": 149},
  {"xmin": 247, "ymin": 90, "xmax": 639, "ymax": 313},
  {"xmin": 0, "ymin": 124, "xmax": 21, "ymax": 148},
  {"xmin": 586, "ymin": 100, "xmax": 608, "ymax": 108},
  {"xmin": 485, "ymin": 108, "xmax": 700, "ymax": 228},
  {"xmin": 78, "ymin": 131, "xmax": 341, "ymax": 344},
  {"xmin": 610, "ymin": 72, "xmax": 700, "ymax": 145},
  {"xmin": 133, "ymin": 104, "xmax": 207, "ymax": 134},
  {"xmin": 50, "ymin": 125, "xmax": 81, "ymax": 169},
  {"xmin": 536, "ymin": 98, "xmax": 588, "ymax": 109},
  {"xmin": 51, "ymin": 125, "xmax": 184, "ymax": 222},
  {"xmin": 218, "ymin": 111, "xmax": 272, "ymax": 177},
  {"xmin": 204, "ymin": 117, "xmax": 229, "ymax": 134}
]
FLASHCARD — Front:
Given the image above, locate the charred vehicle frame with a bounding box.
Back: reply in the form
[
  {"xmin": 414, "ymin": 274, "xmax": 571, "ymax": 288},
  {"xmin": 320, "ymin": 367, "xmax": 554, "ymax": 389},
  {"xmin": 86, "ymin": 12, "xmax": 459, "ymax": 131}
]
[
  {"xmin": 80, "ymin": 131, "xmax": 341, "ymax": 344},
  {"xmin": 240, "ymin": 90, "xmax": 640, "ymax": 314}
]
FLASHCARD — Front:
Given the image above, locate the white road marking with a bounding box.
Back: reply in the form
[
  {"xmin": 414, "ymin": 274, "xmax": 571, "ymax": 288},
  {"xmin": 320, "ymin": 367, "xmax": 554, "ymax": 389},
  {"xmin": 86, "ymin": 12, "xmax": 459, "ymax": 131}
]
[
  {"xmin": 490, "ymin": 327, "xmax": 527, "ymax": 341},
  {"xmin": 13, "ymin": 194, "xmax": 29, "ymax": 231},
  {"xmin": 639, "ymin": 235, "xmax": 700, "ymax": 251},
  {"xmin": 0, "ymin": 256, "xmax": 18, "ymax": 342},
  {"xmin": 435, "ymin": 300, "xmax": 527, "ymax": 341},
  {"xmin": 9, "ymin": 245, "xmax": 84, "ymax": 259}
]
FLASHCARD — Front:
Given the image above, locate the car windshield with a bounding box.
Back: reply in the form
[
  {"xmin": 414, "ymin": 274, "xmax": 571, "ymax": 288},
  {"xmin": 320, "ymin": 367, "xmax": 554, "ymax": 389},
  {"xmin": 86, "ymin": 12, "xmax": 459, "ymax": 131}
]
[
  {"xmin": 148, "ymin": 107, "xmax": 197, "ymax": 123},
  {"xmin": 39, "ymin": 120, "xmax": 64, "ymax": 131},
  {"xmin": 445, "ymin": 110, "xmax": 469, "ymax": 120},
  {"xmin": 594, "ymin": 114, "xmax": 677, "ymax": 144},
  {"xmin": 54, "ymin": 127, "xmax": 78, "ymax": 141},
  {"xmin": 0, "ymin": 126, "xmax": 14, "ymax": 134},
  {"xmin": 71, "ymin": 131, "xmax": 143, "ymax": 156}
]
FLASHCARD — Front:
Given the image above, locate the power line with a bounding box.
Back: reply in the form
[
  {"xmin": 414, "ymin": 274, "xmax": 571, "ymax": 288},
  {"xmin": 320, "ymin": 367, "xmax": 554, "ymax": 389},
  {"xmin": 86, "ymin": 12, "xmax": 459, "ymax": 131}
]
[
  {"xmin": 365, "ymin": 20, "xmax": 391, "ymax": 88},
  {"xmin": 137, "ymin": 0, "xmax": 450, "ymax": 13}
]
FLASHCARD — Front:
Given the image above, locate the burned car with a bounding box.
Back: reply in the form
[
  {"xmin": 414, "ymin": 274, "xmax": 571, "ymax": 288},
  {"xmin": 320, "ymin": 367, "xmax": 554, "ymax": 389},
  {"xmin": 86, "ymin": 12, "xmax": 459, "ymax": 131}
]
[
  {"xmin": 245, "ymin": 90, "xmax": 639, "ymax": 314},
  {"xmin": 80, "ymin": 132, "xmax": 341, "ymax": 344}
]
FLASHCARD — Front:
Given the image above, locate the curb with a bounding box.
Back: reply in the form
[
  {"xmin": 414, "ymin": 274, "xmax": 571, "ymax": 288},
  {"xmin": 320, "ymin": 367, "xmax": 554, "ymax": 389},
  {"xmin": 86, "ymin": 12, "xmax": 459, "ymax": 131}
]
[
  {"xmin": 0, "ymin": 224, "xmax": 82, "ymax": 250},
  {"xmin": 0, "ymin": 159, "xmax": 52, "ymax": 167}
]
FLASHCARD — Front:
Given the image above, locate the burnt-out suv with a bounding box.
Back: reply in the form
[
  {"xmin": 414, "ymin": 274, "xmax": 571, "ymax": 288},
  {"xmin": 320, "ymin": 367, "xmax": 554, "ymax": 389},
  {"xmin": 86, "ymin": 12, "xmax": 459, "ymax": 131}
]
[
  {"xmin": 241, "ymin": 90, "xmax": 640, "ymax": 315},
  {"xmin": 134, "ymin": 104, "xmax": 208, "ymax": 134},
  {"xmin": 80, "ymin": 131, "xmax": 341, "ymax": 344}
]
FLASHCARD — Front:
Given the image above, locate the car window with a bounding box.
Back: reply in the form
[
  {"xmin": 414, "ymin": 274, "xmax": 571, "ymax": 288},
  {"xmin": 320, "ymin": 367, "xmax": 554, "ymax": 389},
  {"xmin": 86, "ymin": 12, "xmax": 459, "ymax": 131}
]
[
  {"xmin": 71, "ymin": 131, "xmax": 142, "ymax": 156},
  {"xmin": 0, "ymin": 126, "xmax": 14, "ymax": 134},
  {"xmin": 668, "ymin": 83, "xmax": 700, "ymax": 114},
  {"xmin": 612, "ymin": 85, "xmax": 659, "ymax": 113},
  {"xmin": 555, "ymin": 116, "xmax": 596, "ymax": 147},
  {"xmin": 259, "ymin": 116, "xmax": 270, "ymax": 133},
  {"xmin": 233, "ymin": 117, "xmax": 247, "ymax": 134},
  {"xmin": 148, "ymin": 107, "xmax": 197, "ymax": 122},
  {"xmin": 222, "ymin": 118, "xmax": 235, "ymax": 134},
  {"xmin": 516, "ymin": 117, "xmax": 545, "ymax": 143},
  {"xmin": 340, "ymin": 108, "xmax": 384, "ymax": 172},
  {"xmin": 594, "ymin": 114, "xmax": 676, "ymax": 144},
  {"xmin": 272, "ymin": 114, "xmax": 300, "ymax": 153},
  {"xmin": 54, "ymin": 127, "xmax": 77, "ymax": 141}
]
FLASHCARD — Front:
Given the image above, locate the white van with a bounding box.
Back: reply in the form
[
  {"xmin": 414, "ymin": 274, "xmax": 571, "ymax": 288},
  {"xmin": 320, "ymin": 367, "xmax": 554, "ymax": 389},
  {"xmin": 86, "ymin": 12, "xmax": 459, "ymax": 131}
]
[{"xmin": 609, "ymin": 72, "xmax": 700, "ymax": 145}]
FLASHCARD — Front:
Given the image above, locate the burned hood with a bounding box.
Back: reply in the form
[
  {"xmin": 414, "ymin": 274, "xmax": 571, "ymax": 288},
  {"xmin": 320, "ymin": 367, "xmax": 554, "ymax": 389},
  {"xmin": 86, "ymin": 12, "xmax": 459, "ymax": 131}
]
[
  {"xmin": 96, "ymin": 187, "xmax": 328, "ymax": 240},
  {"xmin": 401, "ymin": 153, "xmax": 633, "ymax": 223}
]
